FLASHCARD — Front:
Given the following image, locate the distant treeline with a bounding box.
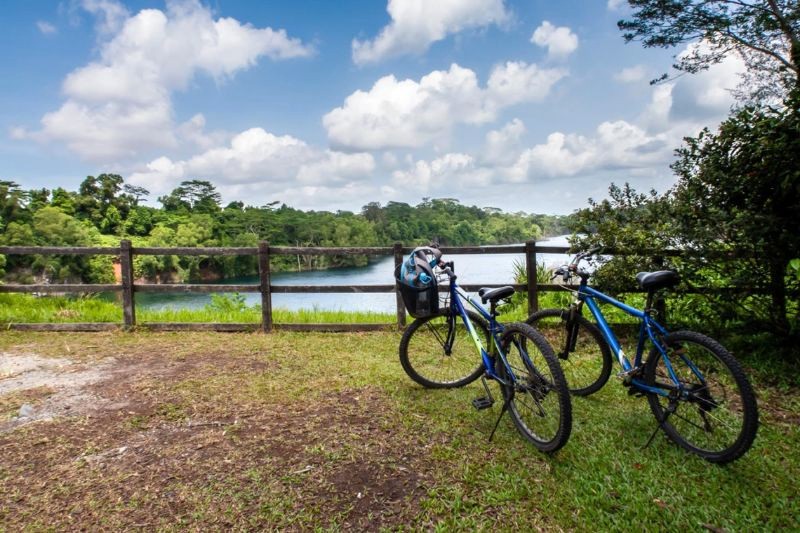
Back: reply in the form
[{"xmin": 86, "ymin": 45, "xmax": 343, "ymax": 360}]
[{"xmin": 0, "ymin": 176, "xmax": 573, "ymax": 283}]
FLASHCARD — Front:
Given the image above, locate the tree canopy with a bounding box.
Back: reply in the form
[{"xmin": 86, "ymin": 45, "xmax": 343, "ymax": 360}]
[{"xmin": 619, "ymin": 0, "xmax": 800, "ymax": 101}]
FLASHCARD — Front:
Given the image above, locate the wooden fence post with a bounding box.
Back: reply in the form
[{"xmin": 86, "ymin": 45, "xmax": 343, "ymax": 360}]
[
  {"xmin": 120, "ymin": 239, "xmax": 136, "ymax": 329},
  {"xmin": 259, "ymin": 241, "xmax": 273, "ymax": 333},
  {"xmin": 393, "ymin": 242, "xmax": 406, "ymax": 329},
  {"xmin": 525, "ymin": 240, "xmax": 538, "ymax": 316}
]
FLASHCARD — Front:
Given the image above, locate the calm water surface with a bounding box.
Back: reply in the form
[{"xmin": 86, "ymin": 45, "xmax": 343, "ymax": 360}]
[{"xmin": 136, "ymin": 236, "xmax": 571, "ymax": 313}]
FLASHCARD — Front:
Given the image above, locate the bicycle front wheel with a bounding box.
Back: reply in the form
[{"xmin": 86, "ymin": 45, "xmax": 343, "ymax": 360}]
[
  {"xmin": 399, "ymin": 310, "xmax": 487, "ymax": 388},
  {"xmin": 498, "ymin": 323, "xmax": 572, "ymax": 453},
  {"xmin": 644, "ymin": 331, "xmax": 758, "ymax": 463},
  {"xmin": 527, "ymin": 308, "xmax": 612, "ymax": 396}
]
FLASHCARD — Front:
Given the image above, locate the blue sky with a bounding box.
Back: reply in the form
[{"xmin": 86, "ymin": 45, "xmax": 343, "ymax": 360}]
[{"xmin": 1, "ymin": 0, "xmax": 744, "ymax": 214}]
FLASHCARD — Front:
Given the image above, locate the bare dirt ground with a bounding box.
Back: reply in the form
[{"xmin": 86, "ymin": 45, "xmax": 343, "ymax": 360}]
[{"xmin": 0, "ymin": 333, "xmax": 441, "ymax": 530}]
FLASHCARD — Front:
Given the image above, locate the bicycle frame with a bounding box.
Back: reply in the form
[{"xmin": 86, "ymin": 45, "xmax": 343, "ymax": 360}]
[
  {"xmin": 445, "ymin": 276, "xmax": 515, "ymax": 384},
  {"xmin": 575, "ymin": 278, "xmax": 688, "ymax": 398}
]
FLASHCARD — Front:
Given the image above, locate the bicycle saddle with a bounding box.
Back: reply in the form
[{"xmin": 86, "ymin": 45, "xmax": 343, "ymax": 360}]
[
  {"xmin": 636, "ymin": 270, "xmax": 680, "ymax": 291},
  {"xmin": 478, "ymin": 286, "xmax": 515, "ymax": 304}
]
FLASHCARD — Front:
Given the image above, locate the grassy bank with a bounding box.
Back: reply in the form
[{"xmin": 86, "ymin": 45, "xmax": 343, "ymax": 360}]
[
  {"xmin": 0, "ymin": 293, "xmax": 393, "ymax": 324},
  {"xmin": 0, "ymin": 330, "xmax": 797, "ymax": 530}
]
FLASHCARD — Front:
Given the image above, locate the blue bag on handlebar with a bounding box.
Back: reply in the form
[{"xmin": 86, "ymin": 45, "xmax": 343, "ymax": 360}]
[{"xmin": 395, "ymin": 246, "xmax": 442, "ymax": 318}]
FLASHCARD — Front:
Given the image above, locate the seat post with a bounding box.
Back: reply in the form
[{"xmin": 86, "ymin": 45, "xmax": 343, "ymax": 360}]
[{"xmin": 645, "ymin": 291, "xmax": 655, "ymax": 313}]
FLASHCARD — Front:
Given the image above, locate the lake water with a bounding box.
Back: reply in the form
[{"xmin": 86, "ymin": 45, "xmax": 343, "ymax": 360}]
[{"xmin": 136, "ymin": 235, "xmax": 571, "ymax": 313}]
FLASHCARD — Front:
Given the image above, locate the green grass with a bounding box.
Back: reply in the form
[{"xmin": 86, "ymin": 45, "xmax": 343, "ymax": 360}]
[
  {"xmin": 0, "ymin": 293, "xmax": 393, "ymax": 324},
  {"xmin": 0, "ymin": 330, "xmax": 796, "ymax": 530}
]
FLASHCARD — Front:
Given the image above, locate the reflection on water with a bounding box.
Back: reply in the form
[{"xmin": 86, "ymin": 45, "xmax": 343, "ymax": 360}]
[{"xmin": 132, "ymin": 236, "xmax": 571, "ymax": 313}]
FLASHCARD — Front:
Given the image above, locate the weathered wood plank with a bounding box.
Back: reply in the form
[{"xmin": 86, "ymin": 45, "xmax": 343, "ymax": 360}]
[
  {"xmin": 0, "ymin": 284, "xmax": 121, "ymax": 293},
  {"xmin": 393, "ymin": 242, "xmax": 406, "ymax": 329},
  {"xmin": 138, "ymin": 322, "xmax": 261, "ymax": 332},
  {"xmin": 526, "ymin": 240, "xmax": 538, "ymax": 315},
  {"xmin": 134, "ymin": 284, "xmax": 260, "ymax": 293},
  {"xmin": 133, "ymin": 247, "xmax": 259, "ymax": 256},
  {"xmin": 269, "ymin": 246, "xmax": 393, "ymax": 255},
  {"xmin": 402, "ymin": 245, "xmax": 526, "ymax": 254},
  {"xmin": 259, "ymin": 241, "xmax": 272, "ymax": 333},
  {"xmin": 0, "ymin": 246, "xmax": 119, "ymax": 255},
  {"xmin": 274, "ymin": 323, "xmax": 394, "ymax": 332},
  {"xmin": 120, "ymin": 239, "xmax": 136, "ymax": 328},
  {"xmin": 271, "ymin": 285, "xmax": 397, "ymax": 293},
  {"xmin": 4, "ymin": 323, "xmax": 121, "ymax": 331}
]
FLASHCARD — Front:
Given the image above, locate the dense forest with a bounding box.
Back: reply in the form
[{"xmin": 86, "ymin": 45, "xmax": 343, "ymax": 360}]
[{"xmin": 0, "ymin": 176, "xmax": 571, "ymax": 284}]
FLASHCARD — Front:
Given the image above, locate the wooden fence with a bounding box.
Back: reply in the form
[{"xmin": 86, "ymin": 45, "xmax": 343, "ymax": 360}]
[{"xmin": 0, "ymin": 240, "xmax": 685, "ymax": 332}]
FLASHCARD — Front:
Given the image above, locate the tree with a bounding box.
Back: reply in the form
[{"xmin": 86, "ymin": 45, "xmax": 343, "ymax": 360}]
[
  {"xmin": 619, "ymin": 0, "xmax": 800, "ymax": 101},
  {"xmin": 122, "ymin": 184, "xmax": 150, "ymax": 206},
  {"xmin": 671, "ymin": 103, "xmax": 800, "ymax": 338},
  {"xmin": 75, "ymin": 174, "xmax": 130, "ymax": 227},
  {"xmin": 0, "ymin": 181, "xmax": 28, "ymax": 229},
  {"xmin": 159, "ymin": 180, "xmax": 221, "ymax": 214},
  {"xmin": 572, "ymin": 105, "xmax": 800, "ymax": 354}
]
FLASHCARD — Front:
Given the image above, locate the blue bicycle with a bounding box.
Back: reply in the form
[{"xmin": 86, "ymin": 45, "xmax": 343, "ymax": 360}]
[
  {"xmin": 526, "ymin": 248, "xmax": 758, "ymax": 463},
  {"xmin": 398, "ymin": 256, "xmax": 572, "ymax": 453}
]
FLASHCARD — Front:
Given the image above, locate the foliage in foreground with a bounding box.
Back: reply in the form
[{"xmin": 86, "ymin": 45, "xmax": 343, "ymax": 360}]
[{"xmin": 570, "ymin": 101, "xmax": 800, "ymax": 363}]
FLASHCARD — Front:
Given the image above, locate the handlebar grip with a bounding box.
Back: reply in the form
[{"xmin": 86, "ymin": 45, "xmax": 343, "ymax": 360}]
[{"xmin": 443, "ymin": 266, "xmax": 457, "ymax": 281}]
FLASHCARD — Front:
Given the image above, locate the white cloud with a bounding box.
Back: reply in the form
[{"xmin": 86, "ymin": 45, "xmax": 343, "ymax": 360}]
[
  {"xmin": 323, "ymin": 63, "xmax": 565, "ymax": 151},
  {"xmin": 79, "ymin": 0, "xmax": 130, "ymax": 35},
  {"xmin": 508, "ymin": 120, "xmax": 671, "ymax": 182},
  {"xmin": 32, "ymin": 0, "xmax": 313, "ymax": 161},
  {"xmin": 389, "ymin": 43, "xmax": 744, "ymax": 198},
  {"xmin": 129, "ymin": 127, "xmax": 375, "ymax": 195},
  {"xmin": 614, "ymin": 65, "xmax": 647, "ymax": 83},
  {"xmin": 36, "ymin": 21, "xmax": 58, "ymax": 35},
  {"xmin": 392, "ymin": 153, "xmax": 487, "ymax": 192},
  {"xmin": 607, "ymin": 0, "xmax": 626, "ymax": 10},
  {"xmin": 484, "ymin": 118, "xmax": 525, "ymax": 165},
  {"xmin": 531, "ymin": 21, "xmax": 578, "ymax": 60},
  {"xmin": 352, "ymin": 0, "xmax": 509, "ymax": 65}
]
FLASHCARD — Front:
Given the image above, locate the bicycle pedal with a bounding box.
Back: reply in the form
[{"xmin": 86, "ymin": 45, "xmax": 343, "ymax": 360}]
[
  {"xmin": 626, "ymin": 387, "xmax": 645, "ymax": 397},
  {"xmin": 472, "ymin": 397, "xmax": 494, "ymax": 410}
]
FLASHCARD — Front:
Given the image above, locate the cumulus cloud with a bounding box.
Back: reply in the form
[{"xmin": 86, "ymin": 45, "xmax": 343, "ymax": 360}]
[
  {"xmin": 79, "ymin": 0, "xmax": 130, "ymax": 35},
  {"xmin": 484, "ymin": 119, "xmax": 526, "ymax": 165},
  {"xmin": 352, "ymin": 0, "xmax": 509, "ymax": 65},
  {"xmin": 388, "ymin": 42, "xmax": 745, "ymax": 198},
  {"xmin": 31, "ymin": 0, "xmax": 313, "ymax": 161},
  {"xmin": 391, "ymin": 153, "xmax": 490, "ymax": 193},
  {"xmin": 607, "ymin": 0, "xmax": 626, "ymax": 10},
  {"xmin": 36, "ymin": 21, "xmax": 58, "ymax": 35},
  {"xmin": 323, "ymin": 63, "xmax": 565, "ymax": 151},
  {"xmin": 129, "ymin": 127, "xmax": 375, "ymax": 195},
  {"xmin": 531, "ymin": 21, "xmax": 578, "ymax": 60},
  {"xmin": 614, "ymin": 65, "xmax": 647, "ymax": 83}
]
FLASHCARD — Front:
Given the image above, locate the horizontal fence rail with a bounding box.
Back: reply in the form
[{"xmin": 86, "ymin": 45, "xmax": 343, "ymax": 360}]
[{"xmin": 0, "ymin": 240, "xmax": 749, "ymax": 333}]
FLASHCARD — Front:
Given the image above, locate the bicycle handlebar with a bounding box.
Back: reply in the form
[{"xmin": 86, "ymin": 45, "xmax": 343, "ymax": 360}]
[{"xmin": 553, "ymin": 246, "xmax": 603, "ymax": 282}]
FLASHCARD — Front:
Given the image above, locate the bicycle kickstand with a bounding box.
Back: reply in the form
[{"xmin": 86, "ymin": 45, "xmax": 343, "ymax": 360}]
[
  {"xmin": 489, "ymin": 394, "xmax": 513, "ymax": 442},
  {"xmin": 642, "ymin": 402, "xmax": 676, "ymax": 450}
]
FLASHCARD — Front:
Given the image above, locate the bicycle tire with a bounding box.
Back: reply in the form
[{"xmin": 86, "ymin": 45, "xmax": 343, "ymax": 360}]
[
  {"xmin": 399, "ymin": 309, "xmax": 488, "ymax": 389},
  {"xmin": 643, "ymin": 331, "xmax": 758, "ymax": 463},
  {"xmin": 526, "ymin": 308, "xmax": 612, "ymax": 396},
  {"xmin": 497, "ymin": 322, "xmax": 572, "ymax": 453}
]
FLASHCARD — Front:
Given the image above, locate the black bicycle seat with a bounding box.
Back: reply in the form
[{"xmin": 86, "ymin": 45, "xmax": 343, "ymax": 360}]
[
  {"xmin": 478, "ymin": 286, "xmax": 515, "ymax": 304},
  {"xmin": 636, "ymin": 270, "xmax": 680, "ymax": 291}
]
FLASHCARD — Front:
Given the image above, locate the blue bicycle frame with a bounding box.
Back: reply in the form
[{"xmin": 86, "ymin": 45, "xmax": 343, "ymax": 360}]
[
  {"xmin": 575, "ymin": 277, "xmax": 692, "ymax": 398},
  {"xmin": 444, "ymin": 274, "xmax": 515, "ymax": 384}
]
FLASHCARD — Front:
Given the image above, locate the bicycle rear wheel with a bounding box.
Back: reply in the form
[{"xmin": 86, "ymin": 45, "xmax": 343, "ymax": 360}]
[
  {"xmin": 527, "ymin": 308, "xmax": 612, "ymax": 396},
  {"xmin": 399, "ymin": 310, "xmax": 487, "ymax": 388},
  {"xmin": 644, "ymin": 331, "xmax": 758, "ymax": 463},
  {"xmin": 498, "ymin": 323, "xmax": 572, "ymax": 453}
]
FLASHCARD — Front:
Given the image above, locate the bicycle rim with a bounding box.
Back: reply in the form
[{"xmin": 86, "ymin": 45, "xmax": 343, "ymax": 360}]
[
  {"xmin": 645, "ymin": 331, "xmax": 758, "ymax": 463},
  {"xmin": 500, "ymin": 323, "xmax": 572, "ymax": 453}
]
